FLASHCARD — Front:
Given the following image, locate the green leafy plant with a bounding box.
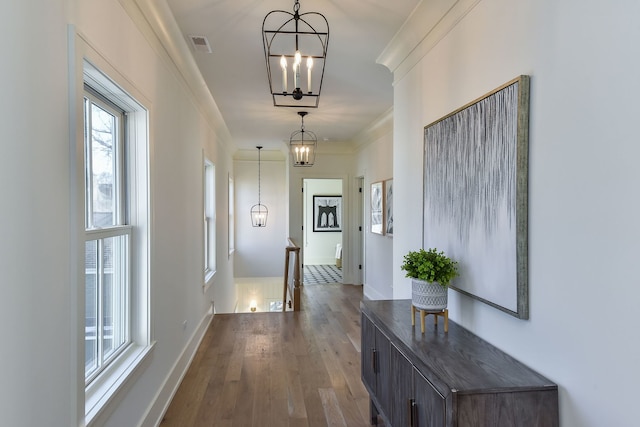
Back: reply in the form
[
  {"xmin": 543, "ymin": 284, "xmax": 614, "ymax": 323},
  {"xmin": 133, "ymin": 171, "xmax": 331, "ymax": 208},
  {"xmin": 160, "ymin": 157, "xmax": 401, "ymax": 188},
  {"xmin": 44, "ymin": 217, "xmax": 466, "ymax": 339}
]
[{"xmin": 400, "ymin": 248, "xmax": 458, "ymax": 287}]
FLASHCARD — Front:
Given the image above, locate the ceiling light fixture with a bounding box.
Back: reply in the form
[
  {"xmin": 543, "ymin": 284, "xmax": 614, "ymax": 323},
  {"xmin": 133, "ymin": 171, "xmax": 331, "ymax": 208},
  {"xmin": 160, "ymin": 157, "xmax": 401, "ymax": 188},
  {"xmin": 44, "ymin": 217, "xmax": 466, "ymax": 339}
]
[
  {"xmin": 290, "ymin": 111, "xmax": 317, "ymax": 167},
  {"xmin": 262, "ymin": 0, "xmax": 329, "ymax": 108},
  {"xmin": 251, "ymin": 146, "xmax": 268, "ymax": 227}
]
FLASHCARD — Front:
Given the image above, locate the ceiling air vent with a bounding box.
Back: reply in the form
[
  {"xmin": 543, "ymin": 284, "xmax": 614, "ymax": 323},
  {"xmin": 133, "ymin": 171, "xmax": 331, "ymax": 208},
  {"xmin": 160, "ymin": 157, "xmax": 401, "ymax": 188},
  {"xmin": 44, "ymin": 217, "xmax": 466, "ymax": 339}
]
[{"xmin": 189, "ymin": 35, "xmax": 212, "ymax": 53}]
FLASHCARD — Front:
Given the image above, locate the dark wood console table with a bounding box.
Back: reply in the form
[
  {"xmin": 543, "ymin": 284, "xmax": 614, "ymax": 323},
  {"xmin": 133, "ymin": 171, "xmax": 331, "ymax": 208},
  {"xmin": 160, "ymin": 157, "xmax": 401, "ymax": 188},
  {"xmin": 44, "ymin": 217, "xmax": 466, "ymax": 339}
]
[{"xmin": 361, "ymin": 299, "xmax": 558, "ymax": 427}]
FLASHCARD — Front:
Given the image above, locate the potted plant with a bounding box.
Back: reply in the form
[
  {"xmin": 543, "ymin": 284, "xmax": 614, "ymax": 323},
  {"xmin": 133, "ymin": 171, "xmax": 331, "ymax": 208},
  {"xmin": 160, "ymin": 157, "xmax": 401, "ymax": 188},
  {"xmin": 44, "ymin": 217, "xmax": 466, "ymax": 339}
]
[{"xmin": 401, "ymin": 248, "xmax": 458, "ymax": 311}]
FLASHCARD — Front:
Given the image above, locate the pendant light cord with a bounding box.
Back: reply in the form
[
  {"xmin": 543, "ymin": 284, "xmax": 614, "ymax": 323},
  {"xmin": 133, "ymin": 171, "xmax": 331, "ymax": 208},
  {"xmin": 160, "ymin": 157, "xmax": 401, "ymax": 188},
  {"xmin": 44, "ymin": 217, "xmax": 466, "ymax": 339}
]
[{"xmin": 257, "ymin": 146, "xmax": 262, "ymax": 205}]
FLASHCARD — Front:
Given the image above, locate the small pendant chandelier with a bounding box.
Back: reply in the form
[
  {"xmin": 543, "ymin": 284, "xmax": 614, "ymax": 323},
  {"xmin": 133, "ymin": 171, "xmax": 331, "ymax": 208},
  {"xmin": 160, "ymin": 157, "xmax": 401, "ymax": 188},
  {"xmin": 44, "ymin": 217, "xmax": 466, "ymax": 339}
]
[
  {"xmin": 290, "ymin": 111, "xmax": 317, "ymax": 167},
  {"xmin": 262, "ymin": 0, "xmax": 329, "ymax": 108},
  {"xmin": 251, "ymin": 146, "xmax": 268, "ymax": 227}
]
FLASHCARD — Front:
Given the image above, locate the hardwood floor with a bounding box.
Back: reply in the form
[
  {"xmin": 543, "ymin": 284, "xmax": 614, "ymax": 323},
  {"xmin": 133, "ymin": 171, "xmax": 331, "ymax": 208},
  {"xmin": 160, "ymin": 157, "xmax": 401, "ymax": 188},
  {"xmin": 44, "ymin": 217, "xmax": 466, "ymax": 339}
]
[{"xmin": 160, "ymin": 283, "xmax": 373, "ymax": 427}]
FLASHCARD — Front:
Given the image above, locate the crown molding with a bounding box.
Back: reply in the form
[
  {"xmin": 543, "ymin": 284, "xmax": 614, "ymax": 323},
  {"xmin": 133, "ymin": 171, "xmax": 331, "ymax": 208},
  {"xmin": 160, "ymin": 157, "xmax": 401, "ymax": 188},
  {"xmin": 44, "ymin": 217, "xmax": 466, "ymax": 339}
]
[
  {"xmin": 233, "ymin": 149, "xmax": 286, "ymax": 162},
  {"xmin": 352, "ymin": 107, "xmax": 394, "ymax": 150},
  {"xmin": 377, "ymin": 0, "xmax": 481, "ymax": 81}
]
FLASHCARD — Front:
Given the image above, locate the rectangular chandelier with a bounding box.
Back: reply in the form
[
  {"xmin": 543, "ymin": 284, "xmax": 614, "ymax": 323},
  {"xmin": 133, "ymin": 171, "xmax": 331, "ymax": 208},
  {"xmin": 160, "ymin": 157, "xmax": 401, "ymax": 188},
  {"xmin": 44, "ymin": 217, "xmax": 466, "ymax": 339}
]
[{"xmin": 262, "ymin": 0, "xmax": 329, "ymax": 108}]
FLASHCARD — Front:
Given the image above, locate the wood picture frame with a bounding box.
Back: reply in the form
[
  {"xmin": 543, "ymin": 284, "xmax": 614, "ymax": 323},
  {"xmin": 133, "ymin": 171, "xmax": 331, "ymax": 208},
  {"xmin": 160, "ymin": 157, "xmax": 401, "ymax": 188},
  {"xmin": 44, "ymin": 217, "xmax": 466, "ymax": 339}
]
[
  {"xmin": 371, "ymin": 181, "xmax": 384, "ymax": 235},
  {"xmin": 384, "ymin": 179, "xmax": 393, "ymax": 236},
  {"xmin": 423, "ymin": 75, "xmax": 530, "ymax": 319}
]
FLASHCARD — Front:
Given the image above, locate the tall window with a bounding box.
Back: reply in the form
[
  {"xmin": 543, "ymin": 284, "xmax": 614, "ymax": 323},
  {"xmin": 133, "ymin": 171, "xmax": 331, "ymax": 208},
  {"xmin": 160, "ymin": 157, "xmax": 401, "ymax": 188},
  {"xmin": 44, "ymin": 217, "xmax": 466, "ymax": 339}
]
[
  {"xmin": 84, "ymin": 89, "xmax": 130, "ymax": 383},
  {"xmin": 82, "ymin": 60, "xmax": 150, "ymax": 423},
  {"xmin": 228, "ymin": 175, "xmax": 235, "ymax": 255},
  {"xmin": 204, "ymin": 159, "xmax": 216, "ymax": 282}
]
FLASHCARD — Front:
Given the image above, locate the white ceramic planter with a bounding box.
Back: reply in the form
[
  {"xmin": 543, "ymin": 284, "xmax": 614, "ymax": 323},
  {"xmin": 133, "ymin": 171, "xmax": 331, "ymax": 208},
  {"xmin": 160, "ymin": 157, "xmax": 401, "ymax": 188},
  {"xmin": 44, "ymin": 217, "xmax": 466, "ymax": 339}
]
[{"xmin": 411, "ymin": 278, "xmax": 448, "ymax": 311}]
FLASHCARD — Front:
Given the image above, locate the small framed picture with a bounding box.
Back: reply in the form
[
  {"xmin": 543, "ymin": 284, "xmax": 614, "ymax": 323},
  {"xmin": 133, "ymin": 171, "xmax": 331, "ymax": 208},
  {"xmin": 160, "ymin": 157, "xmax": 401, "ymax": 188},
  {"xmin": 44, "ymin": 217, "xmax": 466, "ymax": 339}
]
[
  {"xmin": 371, "ymin": 181, "xmax": 384, "ymax": 235},
  {"xmin": 384, "ymin": 179, "xmax": 393, "ymax": 236},
  {"xmin": 313, "ymin": 195, "xmax": 342, "ymax": 232}
]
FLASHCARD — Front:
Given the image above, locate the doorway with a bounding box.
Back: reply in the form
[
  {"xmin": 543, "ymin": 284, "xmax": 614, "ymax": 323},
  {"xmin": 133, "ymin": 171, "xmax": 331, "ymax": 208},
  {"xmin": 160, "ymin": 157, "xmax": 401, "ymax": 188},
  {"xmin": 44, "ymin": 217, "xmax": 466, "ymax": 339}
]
[
  {"xmin": 356, "ymin": 176, "xmax": 364, "ymax": 286},
  {"xmin": 302, "ymin": 178, "xmax": 343, "ymax": 284}
]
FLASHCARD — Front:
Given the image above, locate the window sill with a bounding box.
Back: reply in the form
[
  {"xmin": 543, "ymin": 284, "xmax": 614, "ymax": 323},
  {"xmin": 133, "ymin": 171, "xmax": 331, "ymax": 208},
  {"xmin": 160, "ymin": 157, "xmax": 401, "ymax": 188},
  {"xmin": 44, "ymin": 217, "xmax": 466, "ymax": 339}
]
[
  {"xmin": 85, "ymin": 342, "xmax": 155, "ymax": 426},
  {"xmin": 204, "ymin": 269, "xmax": 216, "ymax": 293}
]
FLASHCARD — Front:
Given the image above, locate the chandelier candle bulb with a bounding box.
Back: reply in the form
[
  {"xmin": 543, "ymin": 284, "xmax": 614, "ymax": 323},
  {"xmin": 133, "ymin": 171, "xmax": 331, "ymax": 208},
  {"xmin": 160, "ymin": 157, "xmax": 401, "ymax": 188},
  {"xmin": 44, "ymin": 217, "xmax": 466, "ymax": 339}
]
[
  {"xmin": 307, "ymin": 57, "xmax": 313, "ymax": 93},
  {"xmin": 280, "ymin": 56, "xmax": 287, "ymax": 92},
  {"xmin": 294, "ymin": 51, "xmax": 301, "ymax": 89},
  {"xmin": 293, "ymin": 64, "xmax": 298, "ymax": 89}
]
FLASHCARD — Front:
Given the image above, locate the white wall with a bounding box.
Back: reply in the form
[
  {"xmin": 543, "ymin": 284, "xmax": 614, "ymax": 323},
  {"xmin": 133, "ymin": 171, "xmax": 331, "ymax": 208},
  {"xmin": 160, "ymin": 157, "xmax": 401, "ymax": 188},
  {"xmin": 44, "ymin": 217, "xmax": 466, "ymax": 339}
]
[
  {"xmin": 0, "ymin": 1, "xmax": 237, "ymax": 426},
  {"xmin": 234, "ymin": 157, "xmax": 287, "ymax": 278},
  {"xmin": 0, "ymin": 2, "xmax": 73, "ymax": 426},
  {"xmin": 354, "ymin": 113, "xmax": 394, "ymax": 300},
  {"xmin": 388, "ymin": 0, "xmax": 640, "ymax": 426},
  {"xmin": 303, "ymin": 179, "xmax": 343, "ymax": 265}
]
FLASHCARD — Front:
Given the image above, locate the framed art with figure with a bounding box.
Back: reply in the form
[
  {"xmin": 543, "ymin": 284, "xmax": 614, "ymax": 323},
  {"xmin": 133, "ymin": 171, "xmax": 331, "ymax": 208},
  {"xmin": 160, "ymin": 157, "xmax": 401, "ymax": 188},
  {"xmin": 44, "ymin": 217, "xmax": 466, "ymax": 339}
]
[
  {"xmin": 313, "ymin": 195, "xmax": 342, "ymax": 232},
  {"xmin": 371, "ymin": 181, "xmax": 384, "ymax": 235},
  {"xmin": 384, "ymin": 179, "xmax": 393, "ymax": 236}
]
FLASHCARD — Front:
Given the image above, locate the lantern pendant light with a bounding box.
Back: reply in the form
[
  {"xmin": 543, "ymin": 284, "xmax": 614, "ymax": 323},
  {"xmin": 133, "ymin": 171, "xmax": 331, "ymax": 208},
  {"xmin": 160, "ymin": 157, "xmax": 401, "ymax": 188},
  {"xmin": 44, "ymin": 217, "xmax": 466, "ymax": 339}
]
[
  {"xmin": 289, "ymin": 111, "xmax": 317, "ymax": 167},
  {"xmin": 251, "ymin": 146, "xmax": 268, "ymax": 227},
  {"xmin": 262, "ymin": 0, "xmax": 329, "ymax": 108}
]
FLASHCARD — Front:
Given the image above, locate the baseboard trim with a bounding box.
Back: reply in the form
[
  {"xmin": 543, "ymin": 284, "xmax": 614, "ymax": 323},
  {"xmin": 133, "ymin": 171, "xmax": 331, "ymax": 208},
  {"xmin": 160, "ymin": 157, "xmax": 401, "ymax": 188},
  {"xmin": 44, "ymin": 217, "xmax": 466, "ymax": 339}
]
[{"xmin": 138, "ymin": 311, "xmax": 213, "ymax": 427}]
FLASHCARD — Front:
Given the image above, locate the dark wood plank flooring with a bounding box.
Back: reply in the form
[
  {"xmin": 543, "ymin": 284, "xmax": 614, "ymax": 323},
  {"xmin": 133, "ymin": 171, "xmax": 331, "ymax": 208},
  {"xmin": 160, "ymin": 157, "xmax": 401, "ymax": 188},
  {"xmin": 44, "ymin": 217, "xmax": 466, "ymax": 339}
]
[{"xmin": 160, "ymin": 283, "xmax": 372, "ymax": 427}]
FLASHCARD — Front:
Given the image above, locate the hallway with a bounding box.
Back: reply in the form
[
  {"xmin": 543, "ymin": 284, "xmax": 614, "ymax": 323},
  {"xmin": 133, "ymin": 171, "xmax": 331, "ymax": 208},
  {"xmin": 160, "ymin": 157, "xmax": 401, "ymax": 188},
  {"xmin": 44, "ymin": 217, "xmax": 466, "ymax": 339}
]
[
  {"xmin": 303, "ymin": 264, "xmax": 343, "ymax": 285},
  {"xmin": 160, "ymin": 283, "xmax": 370, "ymax": 427}
]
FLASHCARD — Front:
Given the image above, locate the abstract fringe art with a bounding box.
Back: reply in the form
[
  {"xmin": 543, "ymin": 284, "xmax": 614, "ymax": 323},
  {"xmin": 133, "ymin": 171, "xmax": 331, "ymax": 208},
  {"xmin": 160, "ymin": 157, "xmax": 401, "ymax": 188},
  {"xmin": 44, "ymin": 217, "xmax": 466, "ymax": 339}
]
[{"xmin": 423, "ymin": 76, "xmax": 530, "ymax": 319}]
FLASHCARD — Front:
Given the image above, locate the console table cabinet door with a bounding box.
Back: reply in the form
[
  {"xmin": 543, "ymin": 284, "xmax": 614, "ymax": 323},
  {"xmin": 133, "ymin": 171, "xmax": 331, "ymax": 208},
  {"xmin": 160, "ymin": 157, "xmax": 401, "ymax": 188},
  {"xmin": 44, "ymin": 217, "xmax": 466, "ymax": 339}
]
[
  {"xmin": 361, "ymin": 314, "xmax": 376, "ymax": 394},
  {"xmin": 391, "ymin": 344, "xmax": 446, "ymax": 427},
  {"xmin": 414, "ymin": 369, "xmax": 446, "ymax": 427},
  {"xmin": 390, "ymin": 344, "xmax": 413, "ymax": 427},
  {"xmin": 361, "ymin": 313, "xmax": 392, "ymax": 419},
  {"xmin": 375, "ymin": 327, "xmax": 391, "ymax": 414}
]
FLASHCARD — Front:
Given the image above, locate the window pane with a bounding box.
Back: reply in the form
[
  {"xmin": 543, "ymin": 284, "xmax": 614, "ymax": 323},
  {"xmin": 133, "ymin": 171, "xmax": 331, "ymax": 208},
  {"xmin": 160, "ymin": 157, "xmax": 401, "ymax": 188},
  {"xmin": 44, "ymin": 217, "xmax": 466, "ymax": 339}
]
[
  {"xmin": 85, "ymin": 233, "xmax": 129, "ymax": 382},
  {"xmin": 204, "ymin": 219, "xmax": 209, "ymax": 270},
  {"xmin": 228, "ymin": 176, "xmax": 234, "ymax": 254},
  {"xmin": 85, "ymin": 240, "xmax": 98, "ymax": 378},
  {"xmin": 90, "ymin": 103, "xmax": 117, "ymax": 227},
  {"xmin": 102, "ymin": 235, "xmax": 128, "ymax": 361},
  {"xmin": 204, "ymin": 161, "xmax": 215, "ymax": 275},
  {"xmin": 102, "ymin": 249, "xmax": 114, "ymax": 359}
]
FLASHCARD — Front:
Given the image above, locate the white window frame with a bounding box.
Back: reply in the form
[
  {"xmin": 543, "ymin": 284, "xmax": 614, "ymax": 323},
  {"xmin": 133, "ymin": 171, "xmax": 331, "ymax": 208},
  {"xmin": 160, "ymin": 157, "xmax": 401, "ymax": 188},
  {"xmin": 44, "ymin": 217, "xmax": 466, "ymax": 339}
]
[
  {"xmin": 82, "ymin": 60, "xmax": 152, "ymax": 426},
  {"xmin": 204, "ymin": 158, "xmax": 216, "ymax": 285},
  {"xmin": 228, "ymin": 174, "xmax": 235, "ymax": 256},
  {"xmin": 83, "ymin": 88, "xmax": 131, "ymax": 385}
]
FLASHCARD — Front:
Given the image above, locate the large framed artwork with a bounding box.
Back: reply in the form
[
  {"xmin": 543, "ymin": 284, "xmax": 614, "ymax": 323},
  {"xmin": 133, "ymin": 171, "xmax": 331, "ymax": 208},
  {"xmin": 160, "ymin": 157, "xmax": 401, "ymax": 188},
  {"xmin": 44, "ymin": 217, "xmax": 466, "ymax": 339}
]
[
  {"xmin": 313, "ymin": 195, "xmax": 342, "ymax": 232},
  {"xmin": 384, "ymin": 179, "xmax": 393, "ymax": 236},
  {"xmin": 423, "ymin": 75, "xmax": 530, "ymax": 319},
  {"xmin": 371, "ymin": 181, "xmax": 384, "ymax": 235}
]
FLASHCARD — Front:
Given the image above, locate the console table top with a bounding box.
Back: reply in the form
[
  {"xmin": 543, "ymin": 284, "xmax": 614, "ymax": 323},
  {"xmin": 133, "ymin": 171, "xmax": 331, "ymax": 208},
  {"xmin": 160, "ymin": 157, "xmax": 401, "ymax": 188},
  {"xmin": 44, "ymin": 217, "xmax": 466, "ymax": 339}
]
[{"xmin": 361, "ymin": 299, "xmax": 557, "ymax": 395}]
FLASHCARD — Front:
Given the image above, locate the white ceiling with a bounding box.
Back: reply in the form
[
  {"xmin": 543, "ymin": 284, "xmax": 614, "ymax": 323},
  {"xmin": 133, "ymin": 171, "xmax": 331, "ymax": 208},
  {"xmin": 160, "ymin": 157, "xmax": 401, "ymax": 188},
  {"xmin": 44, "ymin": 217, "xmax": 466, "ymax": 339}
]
[{"xmin": 165, "ymin": 0, "xmax": 420, "ymax": 153}]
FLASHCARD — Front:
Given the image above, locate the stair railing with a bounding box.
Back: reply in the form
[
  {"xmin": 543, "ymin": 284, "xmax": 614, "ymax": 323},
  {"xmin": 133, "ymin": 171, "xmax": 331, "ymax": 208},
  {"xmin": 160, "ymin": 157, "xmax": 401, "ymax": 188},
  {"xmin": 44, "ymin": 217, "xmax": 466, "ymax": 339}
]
[{"xmin": 283, "ymin": 238, "xmax": 301, "ymax": 311}]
